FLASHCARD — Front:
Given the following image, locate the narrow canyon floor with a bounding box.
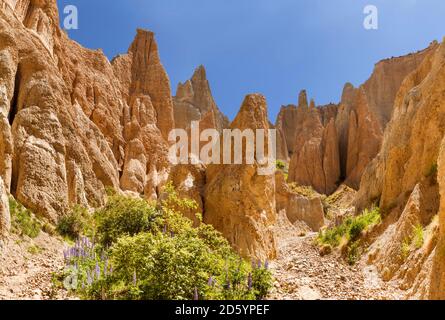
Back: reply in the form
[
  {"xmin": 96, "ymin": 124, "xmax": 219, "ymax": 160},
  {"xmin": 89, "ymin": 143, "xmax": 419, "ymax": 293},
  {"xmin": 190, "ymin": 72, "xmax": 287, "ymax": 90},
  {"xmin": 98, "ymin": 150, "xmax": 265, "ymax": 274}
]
[
  {"xmin": 268, "ymin": 231, "xmax": 404, "ymax": 300},
  {"xmin": 0, "ymin": 212, "xmax": 406, "ymax": 300}
]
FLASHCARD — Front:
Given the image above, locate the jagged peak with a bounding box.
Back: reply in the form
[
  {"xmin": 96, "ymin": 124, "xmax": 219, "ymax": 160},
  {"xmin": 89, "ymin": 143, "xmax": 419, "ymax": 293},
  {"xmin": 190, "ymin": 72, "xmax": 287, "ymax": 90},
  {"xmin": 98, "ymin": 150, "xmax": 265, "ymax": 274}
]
[
  {"xmin": 298, "ymin": 90, "xmax": 308, "ymax": 108},
  {"xmin": 191, "ymin": 65, "xmax": 207, "ymax": 82},
  {"xmin": 128, "ymin": 28, "xmax": 160, "ymax": 64},
  {"xmin": 309, "ymin": 99, "xmax": 316, "ymax": 109}
]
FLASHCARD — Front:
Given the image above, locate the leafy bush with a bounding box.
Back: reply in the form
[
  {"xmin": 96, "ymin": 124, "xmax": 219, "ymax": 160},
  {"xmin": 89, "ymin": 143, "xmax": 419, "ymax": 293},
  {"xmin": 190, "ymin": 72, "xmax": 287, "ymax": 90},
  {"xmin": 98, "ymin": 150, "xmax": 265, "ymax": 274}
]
[
  {"xmin": 9, "ymin": 197, "xmax": 41, "ymax": 238},
  {"xmin": 317, "ymin": 207, "xmax": 381, "ymax": 264},
  {"xmin": 57, "ymin": 205, "xmax": 90, "ymax": 240},
  {"xmin": 275, "ymin": 160, "xmax": 286, "ymax": 171},
  {"xmin": 317, "ymin": 207, "xmax": 381, "ymax": 247},
  {"xmin": 347, "ymin": 241, "xmax": 362, "ymax": 265},
  {"xmin": 61, "ymin": 185, "xmax": 273, "ymax": 300},
  {"xmin": 95, "ymin": 195, "xmax": 163, "ymax": 246},
  {"xmin": 400, "ymin": 224, "xmax": 425, "ymax": 260}
]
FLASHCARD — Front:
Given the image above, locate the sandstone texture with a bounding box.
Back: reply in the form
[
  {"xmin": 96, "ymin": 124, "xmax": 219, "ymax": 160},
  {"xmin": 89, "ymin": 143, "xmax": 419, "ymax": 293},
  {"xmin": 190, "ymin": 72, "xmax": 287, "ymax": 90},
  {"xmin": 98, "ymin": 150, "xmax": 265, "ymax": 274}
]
[
  {"xmin": 204, "ymin": 94, "xmax": 277, "ymax": 260},
  {"xmin": 279, "ymin": 45, "xmax": 436, "ymax": 193},
  {"xmin": 287, "ymin": 91, "xmax": 341, "ymax": 195},
  {"xmin": 0, "ymin": 1, "xmax": 173, "ymax": 221},
  {"xmin": 275, "ymin": 172, "xmax": 325, "ymax": 231},
  {"xmin": 355, "ymin": 40, "xmax": 445, "ymax": 299},
  {"xmin": 173, "ymin": 65, "xmax": 228, "ymax": 134}
]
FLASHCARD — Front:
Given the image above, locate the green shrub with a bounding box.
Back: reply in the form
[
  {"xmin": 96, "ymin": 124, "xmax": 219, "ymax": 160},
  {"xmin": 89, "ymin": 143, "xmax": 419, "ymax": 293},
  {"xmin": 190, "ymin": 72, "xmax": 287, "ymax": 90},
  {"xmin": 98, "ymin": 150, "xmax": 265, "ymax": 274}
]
[
  {"xmin": 318, "ymin": 207, "xmax": 381, "ymax": 247},
  {"xmin": 317, "ymin": 207, "xmax": 381, "ymax": 264},
  {"xmin": 347, "ymin": 241, "xmax": 362, "ymax": 265},
  {"xmin": 61, "ymin": 184, "xmax": 273, "ymax": 300},
  {"xmin": 95, "ymin": 195, "xmax": 163, "ymax": 246},
  {"xmin": 57, "ymin": 205, "xmax": 90, "ymax": 240},
  {"xmin": 400, "ymin": 224, "xmax": 425, "ymax": 260},
  {"xmin": 9, "ymin": 197, "xmax": 41, "ymax": 238},
  {"xmin": 275, "ymin": 160, "xmax": 286, "ymax": 171},
  {"xmin": 401, "ymin": 239, "xmax": 411, "ymax": 260}
]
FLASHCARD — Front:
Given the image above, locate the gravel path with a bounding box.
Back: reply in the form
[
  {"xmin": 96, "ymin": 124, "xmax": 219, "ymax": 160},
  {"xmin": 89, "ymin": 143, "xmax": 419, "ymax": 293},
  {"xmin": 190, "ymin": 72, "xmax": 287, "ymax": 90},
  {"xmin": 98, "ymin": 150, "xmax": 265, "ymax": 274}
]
[
  {"xmin": 268, "ymin": 232, "xmax": 403, "ymax": 300},
  {"xmin": 0, "ymin": 232, "xmax": 69, "ymax": 300}
]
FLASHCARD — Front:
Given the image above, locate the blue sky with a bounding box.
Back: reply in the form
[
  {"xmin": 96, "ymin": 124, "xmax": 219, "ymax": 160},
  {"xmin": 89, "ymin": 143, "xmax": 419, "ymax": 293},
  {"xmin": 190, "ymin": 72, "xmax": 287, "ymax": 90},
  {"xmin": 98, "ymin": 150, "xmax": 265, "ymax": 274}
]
[{"xmin": 57, "ymin": 0, "xmax": 445, "ymax": 121}]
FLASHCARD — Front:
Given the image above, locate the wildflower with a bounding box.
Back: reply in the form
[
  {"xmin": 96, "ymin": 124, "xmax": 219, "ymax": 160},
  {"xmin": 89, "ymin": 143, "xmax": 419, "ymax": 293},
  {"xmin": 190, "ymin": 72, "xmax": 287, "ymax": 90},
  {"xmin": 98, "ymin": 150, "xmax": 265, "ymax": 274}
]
[
  {"xmin": 193, "ymin": 287, "xmax": 199, "ymax": 300},
  {"xmin": 208, "ymin": 276, "xmax": 214, "ymax": 287},
  {"xmin": 265, "ymin": 260, "xmax": 269, "ymax": 270},
  {"xmin": 133, "ymin": 270, "xmax": 137, "ymax": 286},
  {"xmin": 95, "ymin": 262, "xmax": 101, "ymax": 279},
  {"xmin": 247, "ymin": 273, "xmax": 253, "ymax": 290}
]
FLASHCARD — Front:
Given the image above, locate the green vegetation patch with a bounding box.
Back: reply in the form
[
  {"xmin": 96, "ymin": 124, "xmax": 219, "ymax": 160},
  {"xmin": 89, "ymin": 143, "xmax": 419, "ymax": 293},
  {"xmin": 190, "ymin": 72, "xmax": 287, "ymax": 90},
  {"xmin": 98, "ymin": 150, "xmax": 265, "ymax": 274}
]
[
  {"xmin": 60, "ymin": 183, "xmax": 273, "ymax": 300},
  {"xmin": 317, "ymin": 207, "xmax": 381, "ymax": 264},
  {"xmin": 9, "ymin": 197, "xmax": 41, "ymax": 239}
]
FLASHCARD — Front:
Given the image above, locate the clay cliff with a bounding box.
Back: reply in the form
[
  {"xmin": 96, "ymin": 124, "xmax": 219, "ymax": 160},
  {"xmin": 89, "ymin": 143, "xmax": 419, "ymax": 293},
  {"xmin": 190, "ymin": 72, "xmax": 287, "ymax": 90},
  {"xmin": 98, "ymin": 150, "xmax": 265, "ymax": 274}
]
[
  {"xmin": 355, "ymin": 39, "xmax": 445, "ymax": 299},
  {"xmin": 279, "ymin": 45, "xmax": 436, "ymax": 192},
  {"xmin": 286, "ymin": 91, "xmax": 341, "ymax": 195},
  {"xmin": 204, "ymin": 94, "xmax": 278, "ymax": 260},
  {"xmin": 0, "ymin": 0, "xmax": 172, "ymax": 224},
  {"xmin": 173, "ymin": 65, "xmax": 229, "ymax": 134}
]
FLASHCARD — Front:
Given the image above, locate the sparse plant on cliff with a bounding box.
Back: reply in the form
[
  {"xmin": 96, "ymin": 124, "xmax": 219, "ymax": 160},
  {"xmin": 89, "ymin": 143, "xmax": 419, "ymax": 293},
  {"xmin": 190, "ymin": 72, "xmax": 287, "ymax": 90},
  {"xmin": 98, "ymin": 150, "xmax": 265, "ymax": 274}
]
[
  {"xmin": 288, "ymin": 183, "xmax": 319, "ymax": 199},
  {"xmin": 9, "ymin": 196, "xmax": 41, "ymax": 239},
  {"xmin": 59, "ymin": 184, "xmax": 272, "ymax": 300},
  {"xmin": 316, "ymin": 207, "xmax": 381, "ymax": 264},
  {"xmin": 413, "ymin": 224, "xmax": 424, "ymax": 249},
  {"xmin": 427, "ymin": 163, "xmax": 438, "ymax": 178},
  {"xmin": 275, "ymin": 160, "xmax": 286, "ymax": 171},
  {"xmin": 400, "ymin": 223, "xmax": 425, "ymax": 261}
]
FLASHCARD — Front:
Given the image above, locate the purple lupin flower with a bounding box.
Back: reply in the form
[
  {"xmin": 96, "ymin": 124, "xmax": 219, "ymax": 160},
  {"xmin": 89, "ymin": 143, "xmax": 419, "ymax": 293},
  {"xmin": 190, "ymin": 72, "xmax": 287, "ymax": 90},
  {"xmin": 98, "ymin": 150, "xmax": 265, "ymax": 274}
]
[
  {"xmin": 95, "ymin": 262, "xmax": 101, "ymax": 279},
  {"xmin": 208, "ymin": 277, "xmax": 214, "ymax": 287},
  {"xmin": 163, "ymin": 224, "xmax": 167, "ymax": 234},
  {"xmin": 133, "ymin": 270, "xmax": 137, "ymax": 286},
  {"xmin": 264, "ymin": 260, "xmax": 269, "ymax": 270},
  {"xmin": 257, "ymin": 260, "xmax": 262, "ymax": 269},
  {"xmin": 193, "ymin": 287, "xmax": 199, "ymax": 301},
  {"xmin": 247, "ymin": 273, "xmax": 253, "ymax": 291}
]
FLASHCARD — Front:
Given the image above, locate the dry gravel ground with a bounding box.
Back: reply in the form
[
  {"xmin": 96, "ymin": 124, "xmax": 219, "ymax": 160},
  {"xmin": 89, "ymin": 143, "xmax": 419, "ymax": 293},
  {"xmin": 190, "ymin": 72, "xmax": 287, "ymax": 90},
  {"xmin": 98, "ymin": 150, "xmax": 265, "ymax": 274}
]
[
  {"xmin": 268, "ymin": 232, "xmax": 404, "ymax": 300},
  {"xmin": 0, "ymin": 232, "xmax": 69, "ymax": 300}
]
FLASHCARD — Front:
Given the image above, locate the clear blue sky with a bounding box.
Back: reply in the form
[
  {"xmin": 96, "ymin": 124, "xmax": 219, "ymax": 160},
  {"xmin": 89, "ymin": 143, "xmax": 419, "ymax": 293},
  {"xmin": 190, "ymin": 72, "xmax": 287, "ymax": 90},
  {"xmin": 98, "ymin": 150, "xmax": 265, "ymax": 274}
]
[{"xmin": 57, "ymin": 0, "xmax": 445, "ymax": 121}]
